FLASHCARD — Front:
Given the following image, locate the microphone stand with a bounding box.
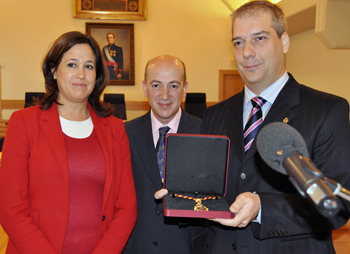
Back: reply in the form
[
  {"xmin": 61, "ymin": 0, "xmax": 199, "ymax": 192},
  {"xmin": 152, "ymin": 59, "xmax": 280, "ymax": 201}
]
[
  {"xmin": 324, "ymin": 177, "xmax": 350, "ymax": 203},
  {"xmin": 288, "ymin": 155, "xmax": 350, "ymax": 217},
  {"xmin": 302, "ymin": 156, "xmax": 350, "ymax": 202}
]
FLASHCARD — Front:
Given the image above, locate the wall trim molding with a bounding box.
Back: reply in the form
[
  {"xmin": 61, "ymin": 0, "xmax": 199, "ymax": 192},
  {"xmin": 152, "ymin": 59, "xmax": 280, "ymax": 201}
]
[{"xmin": 1, "ymin": 100, "xmax": 217, "ymax": 112}]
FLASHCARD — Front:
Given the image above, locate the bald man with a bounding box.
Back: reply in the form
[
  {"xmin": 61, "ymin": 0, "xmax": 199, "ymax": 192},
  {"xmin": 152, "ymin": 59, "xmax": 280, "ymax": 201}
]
[{"xmin": 122, "ymin": 55, "xmax": 208, "ymax": 254}]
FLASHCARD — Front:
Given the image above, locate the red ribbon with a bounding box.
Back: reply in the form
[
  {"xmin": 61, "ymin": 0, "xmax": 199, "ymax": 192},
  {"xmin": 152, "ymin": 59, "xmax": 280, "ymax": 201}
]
[{"xmin": 105, "ymin": 61, "xmax": 118, "ymax": 76}]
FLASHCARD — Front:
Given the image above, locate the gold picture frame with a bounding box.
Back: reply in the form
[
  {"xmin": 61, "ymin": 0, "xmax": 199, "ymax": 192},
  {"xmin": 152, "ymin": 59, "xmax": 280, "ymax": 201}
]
[
  {"xmin": 74, "ymin": 0, "xmax": 146, "ymax": 20},
  {"xmin": 86, "ymin": 22, "xmax": 135, "ymax": 86}
]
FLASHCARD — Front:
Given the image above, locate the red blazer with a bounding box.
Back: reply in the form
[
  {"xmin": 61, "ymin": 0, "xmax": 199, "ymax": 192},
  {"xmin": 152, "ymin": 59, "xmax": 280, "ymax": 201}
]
[{"xmin": 0, "ymin": 103, "xmax": 137, "ymax": 254}]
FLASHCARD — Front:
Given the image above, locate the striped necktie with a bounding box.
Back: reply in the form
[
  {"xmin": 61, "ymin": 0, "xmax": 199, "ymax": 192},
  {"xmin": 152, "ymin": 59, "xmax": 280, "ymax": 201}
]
[
  {"xmin": 156, "ymin": 126, "xmax": 170, "ymax": 181},
  {"xmin": 244, "ymin": 97, "xmax": 266, "ymax": 152}
]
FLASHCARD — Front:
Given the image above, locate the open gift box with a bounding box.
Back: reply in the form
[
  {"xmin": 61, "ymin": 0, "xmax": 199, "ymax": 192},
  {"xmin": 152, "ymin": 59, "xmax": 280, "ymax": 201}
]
[{"xmin": 163, "ymin": 134, "xmax": 234, "ymax": 219}]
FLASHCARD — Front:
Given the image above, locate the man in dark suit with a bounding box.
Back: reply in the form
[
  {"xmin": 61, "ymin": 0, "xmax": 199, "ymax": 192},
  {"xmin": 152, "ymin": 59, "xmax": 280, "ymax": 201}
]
[
  {"xmin": 123, "ymin": 55, "xmax": 208, "ymax": 254},
  {"xmin": 201, "ymin": 1, "xmax": 350, "ymax": 253},
  {"xmin": 103, "ymin": 33, "xmax": 123, "ymax": 80}
]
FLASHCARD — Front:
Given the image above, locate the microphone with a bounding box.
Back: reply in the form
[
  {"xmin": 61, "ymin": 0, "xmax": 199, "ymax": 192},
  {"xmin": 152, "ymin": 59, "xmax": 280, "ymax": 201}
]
[{"xmin": 256, "ymin": 122, "xmax": 340, "ymax": 217}]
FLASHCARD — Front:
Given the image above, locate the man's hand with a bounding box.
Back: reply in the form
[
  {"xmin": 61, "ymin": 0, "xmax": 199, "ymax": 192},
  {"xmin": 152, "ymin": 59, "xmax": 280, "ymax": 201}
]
[
  {"xmin": 154, "ymin": 189, "xmax": 168, "ymax": 199},
  {"xmin": 212, "ymin": 192, "xmax": 260, "ymax": 228}
]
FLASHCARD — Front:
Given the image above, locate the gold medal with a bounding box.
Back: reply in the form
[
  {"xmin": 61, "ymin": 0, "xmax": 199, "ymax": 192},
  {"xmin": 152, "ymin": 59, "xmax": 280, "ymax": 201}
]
[{"xmin": 194, "ymin": 203, "xmax": 209, "ymax": 211}]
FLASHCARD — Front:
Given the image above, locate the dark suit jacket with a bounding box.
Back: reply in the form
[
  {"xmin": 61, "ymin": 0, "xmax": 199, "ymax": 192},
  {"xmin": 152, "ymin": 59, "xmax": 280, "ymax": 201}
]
[
  {"xmin": 201, "ymin": 73, "xmax": 350, "ymax": 254},
  {"xmin": 123, "ymin": 109, "xmax": 208, "ymax": 254}
]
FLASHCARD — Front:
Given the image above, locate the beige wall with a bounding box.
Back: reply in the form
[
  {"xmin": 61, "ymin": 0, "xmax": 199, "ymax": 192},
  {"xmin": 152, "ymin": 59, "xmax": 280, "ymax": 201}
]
[
  {"xmin": 0, "ymin": 0, "xmax": 349, "ymax": 120},
  {"xmin": 286, "ymin": 29, "xmax": 350, "ymax": 103},
  {"xmin": 279, "ymin": 0, "xmax": 316, "ymax": 16},
  {"xmin": 0, "ymin": 0, "xmax": 234, "ymax": 119}
]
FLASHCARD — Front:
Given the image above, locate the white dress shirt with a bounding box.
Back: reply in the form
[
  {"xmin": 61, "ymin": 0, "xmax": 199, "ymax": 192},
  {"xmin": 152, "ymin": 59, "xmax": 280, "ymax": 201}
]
[
  {"xmin": 151, "ymin": 108, "xmax": 182, "ymax": 148},
  {"xmin": 243, "ymin": 71, "xmax": 289, "ymax": 129},
  {"xmin": 242, "ymin": 71, "xmax": 289, "ymax": 223}
]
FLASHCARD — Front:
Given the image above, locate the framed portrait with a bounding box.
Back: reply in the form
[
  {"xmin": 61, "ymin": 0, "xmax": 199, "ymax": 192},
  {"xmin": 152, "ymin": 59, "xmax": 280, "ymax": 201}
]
[
  {"xmin": 86, "ymin": 22, "xmax": 135, "ymax": 86},
  {"xmin": 74, "ymin": 0, "xmax": 146, "ymax": 20}
]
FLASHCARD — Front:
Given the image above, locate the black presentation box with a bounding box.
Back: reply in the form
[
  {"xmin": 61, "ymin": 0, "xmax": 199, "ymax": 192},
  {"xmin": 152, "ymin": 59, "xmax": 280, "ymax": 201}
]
[{"xmin": 163, "ymin": 134, "xmax": 235, "ymax": 219}]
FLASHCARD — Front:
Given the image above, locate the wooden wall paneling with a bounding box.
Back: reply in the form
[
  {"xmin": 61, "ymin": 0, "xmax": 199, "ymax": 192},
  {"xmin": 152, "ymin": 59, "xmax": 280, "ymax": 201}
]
[
  {"xmin": 1, "ymin": 100, "xmax": 23, "ymax": 110},
  {"xmin": 333, "ymin": 220, "xmax": 350, "ymax": 254},
  {"xmin": 1, "ymin": 100, "xmax": 217, "ymax": 112},
  {"xmin": 0, "ymin": 100, "xmax": 151, "ymax": 111},
  {"xmin": 219, "ymin": 70, "xmax": 245, "ymax": 101},
  {"xmin": 0, "ymin": 66, "xmax": 5, "ymax": 137}
]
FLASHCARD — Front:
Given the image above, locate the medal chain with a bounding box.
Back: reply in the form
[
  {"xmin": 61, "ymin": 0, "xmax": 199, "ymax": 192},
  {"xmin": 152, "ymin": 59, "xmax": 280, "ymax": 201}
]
[
  {"xmin": 170, "ymin": 194, "xmax": 220, "ymax": 211},
  {"xmin": 171, "ymin": 194, "xmax": 220, "ymax": 203}
]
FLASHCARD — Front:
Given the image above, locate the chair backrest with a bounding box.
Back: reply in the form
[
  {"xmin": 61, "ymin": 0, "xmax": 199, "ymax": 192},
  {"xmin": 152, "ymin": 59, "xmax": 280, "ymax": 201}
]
[
  {"xmin": 184, "ymin": 93, "xmax": 207, "ymax": 119},
  {"xmin": 103, "ymin": 93, "xmax": 127, "ymax": 120},
  {"xmin": 0, "ymin": 137, "xmax": 4, "ymax": 152},
  {"xmin": 24, "ymin": 92, "xmax": 45, "ymax": 108}
]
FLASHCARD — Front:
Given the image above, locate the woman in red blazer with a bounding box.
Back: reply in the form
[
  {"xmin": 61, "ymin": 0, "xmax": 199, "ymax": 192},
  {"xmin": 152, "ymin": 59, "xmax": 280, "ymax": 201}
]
[{"xmin": 0, "ymin": 31, "xmax": 137, "ymax": 254}]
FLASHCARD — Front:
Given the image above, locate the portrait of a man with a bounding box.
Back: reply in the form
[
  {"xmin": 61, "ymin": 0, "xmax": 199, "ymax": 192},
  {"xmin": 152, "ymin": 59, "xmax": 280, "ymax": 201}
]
[
  {"xmin": 86, "ymin": 22, "xmax": 135, "ymax": 86},
  {"xmin": 103, "ymin": 33, "xmax": 124, "ymax": 80}
]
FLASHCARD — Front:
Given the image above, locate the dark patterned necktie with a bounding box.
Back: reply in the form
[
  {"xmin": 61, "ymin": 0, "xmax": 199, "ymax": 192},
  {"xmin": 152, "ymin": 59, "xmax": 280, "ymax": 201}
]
[
  {"xmin": 244, "ymin": 97, "xmax": 266, "ymax": 152},
  {"xmin": 156, "ymin": 126, "xmax": 170, "ymax": 181}
]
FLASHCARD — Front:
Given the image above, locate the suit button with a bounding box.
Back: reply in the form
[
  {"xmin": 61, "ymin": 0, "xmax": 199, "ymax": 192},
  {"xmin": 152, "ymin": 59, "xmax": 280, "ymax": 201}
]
[
  {"xmin": 156, "ymin": 210, "xmax": 162, "ymax": 215},
  {"xmin": 102, "ymin": 215, "xmax": 105, "ymax": 221},
  {"xmin": 241, "ymin": 173, "xmax": 246, "ymax": 179},
  {"xmin": 153, "ymin": 241, "xmax": 158, "ymax": 246},
  {"xmin": 232, "ymin": 243, "xmax": 237, "ymax": 250}
]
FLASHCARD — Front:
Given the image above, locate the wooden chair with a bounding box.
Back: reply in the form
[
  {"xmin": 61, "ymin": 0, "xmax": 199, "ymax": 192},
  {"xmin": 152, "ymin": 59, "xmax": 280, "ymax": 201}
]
[
  {"xmin": 184, "ymin": 93, "xmax": 206, "ymax": 119},
  {"xmin": 103, "ymin": 94, "xmax": 127, "ymax": 120}
]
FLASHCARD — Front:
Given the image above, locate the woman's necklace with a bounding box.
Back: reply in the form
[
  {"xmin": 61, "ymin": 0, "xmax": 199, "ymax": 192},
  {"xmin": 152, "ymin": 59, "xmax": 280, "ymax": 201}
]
[{"xmin": 170, "ymin": 194, "xmax": 220, "ymax": 211}]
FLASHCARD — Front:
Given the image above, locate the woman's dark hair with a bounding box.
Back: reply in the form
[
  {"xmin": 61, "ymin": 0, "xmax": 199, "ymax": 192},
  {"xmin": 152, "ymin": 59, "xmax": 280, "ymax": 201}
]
[{"xmin": 40, "ymin": 31, "xmax": 113, "ymax": 117}]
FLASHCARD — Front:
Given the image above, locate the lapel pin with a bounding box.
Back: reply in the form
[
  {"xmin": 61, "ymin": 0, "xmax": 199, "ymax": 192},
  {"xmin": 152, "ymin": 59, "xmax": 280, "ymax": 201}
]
[{"xmin": 283, "ymin": 118, "xmax": 289, "ymax": 123}]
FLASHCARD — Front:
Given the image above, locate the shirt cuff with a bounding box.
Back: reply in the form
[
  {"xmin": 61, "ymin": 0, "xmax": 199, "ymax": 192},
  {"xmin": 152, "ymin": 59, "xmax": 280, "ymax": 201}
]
[
  {"xmin": 252, "ymin": 191, "xmax": 261, "ymax": 224},
  {"xmin": 252, "ymin": 205, "xmax": 262, "ymax": 224}
]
